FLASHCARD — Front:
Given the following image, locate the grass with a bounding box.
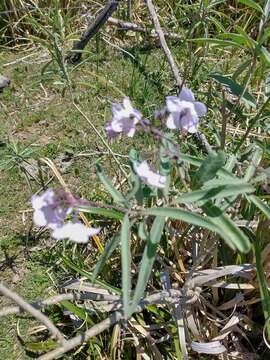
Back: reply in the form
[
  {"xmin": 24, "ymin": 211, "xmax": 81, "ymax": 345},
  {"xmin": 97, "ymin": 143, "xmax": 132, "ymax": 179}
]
[{"xmin": 0, "ymin": 0, "xmax": 270, "ymax": 359}]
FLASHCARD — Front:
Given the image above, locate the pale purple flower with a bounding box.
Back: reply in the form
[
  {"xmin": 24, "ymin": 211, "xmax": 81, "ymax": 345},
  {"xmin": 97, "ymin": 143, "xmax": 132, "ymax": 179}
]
[
  {"xmin": 51, "ymin": 222, "xmax": 101, "ymax": 244},
  {"xmin": 134, "ymin": 161, "xmax": 166, "ymax": 189},
  {"xmin": 31, "ymin": 189, "xmax": 71, "ymax": 230},
  {"xmin": 31, "ymin": 189, "xmax": 101, "ymax": 244},
  {"xmin": 166, "ymin": 87, "xmax": 207, "ymax": 133},
  {"xmin": 106, "ymin": 97, "xmax": 142, "ymax": 138}
]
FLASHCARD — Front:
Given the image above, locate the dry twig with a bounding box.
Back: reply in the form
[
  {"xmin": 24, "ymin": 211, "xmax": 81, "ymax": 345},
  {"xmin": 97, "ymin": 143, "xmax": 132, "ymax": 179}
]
[
  {"xmin": 145, "ymin": 0, "xmax": 182, "ymax": 89},
  {"xmin": 0, "ymin": 283, "xmax": 66, "ymax": 345}
]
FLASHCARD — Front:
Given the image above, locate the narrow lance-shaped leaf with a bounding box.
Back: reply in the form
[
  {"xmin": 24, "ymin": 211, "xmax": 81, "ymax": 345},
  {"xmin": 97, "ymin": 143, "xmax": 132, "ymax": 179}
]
[
  {"xmin": 175, "ymin": 183, "xmax": 254, "ymax": 205},
  {"xmin": 191, "ymin": 38, "xmax": 244, "ymax": 48},
  {"xmin": 248, "ymin": 195, "xmax": 270, "ymax": 219},
  {"xmin": 144, "ymin": 207, "xmax": 221, "ymax": 233},
  {"xmin": 76, "ymin": 205, "xmax": 124, "ymax": 220},
  {"xmin": 244, "ymin": 148, "xmax": 263, "ymax": 181},
  {"xmin": 145, "ymin": 207, "xmax": 250, "ymax": 253},
  {"xmin": 121, "ymin": 214, "xmax": 131, "ymax": 318},
  {"xmin": 23, "ymin": 340, "xmax": 58, "ymax": 353},
  {"xmin": 129, "ymin": 216, "xmax": 165, "ymax": 315},
  {"xmin": 202, "ymin": 203, "xmax": 251, "ymax": 253}
]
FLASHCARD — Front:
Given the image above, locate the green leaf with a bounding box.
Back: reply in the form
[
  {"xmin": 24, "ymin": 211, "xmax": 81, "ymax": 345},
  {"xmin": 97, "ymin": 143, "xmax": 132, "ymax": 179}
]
[
  {"xmin": 191, "ymin": 38, "xmax": 243, "ymax": 48},
  {"xmin": 61, "ymin": 256, "xmax": 121, "ymax": 294},
  {"xmin": 61, "ymin": 300, "xmax": 95, "ymax": 326},
  {"xmin": 210, "ymin": 73, "xmax": 256, "ymax": 108},
  {"xmin": 145, "ymin": 207, "xmax": 250, "ymax": 253},
  {"xmin": 144, "ymin": 207, "xmax": 221, "ymax": 233},
  {"xmin": 193, "ymin": 151, "xmax": 226, "ymax": 188},
  {"xmin": 126, "ymin": 172, "xmax": 141, "ymax": 202},
  {"xmin": 121, "ymin": 214, "xmax": 131, "ymax": 318},
  {"xmin": 235, "ymin": 26, "xmax": 257, "ymax": 48},
  {"xmin": 178, "ymin": 152, "xmax": 203, "ymax": 167},
  {"xmin": 248, "ymin": 195, "xmax": 270, "ymax": 219},
  {"xmin": 258, "ymin": 45, "xmax": 270, "ymax": 66},
  {"xmin": 175, "ymin": 183, "xmax": 254, "ymax": 205},
  {"xmin": 92, "ymin": 234, "xmax": 121, "ymax": 282},
  {"xmin": 218, "ymin": 32, "xmax": 255, "ymax": 49},
  {"xmin": 96, "ymin": 164, "xmax": 127, "ymax": 205},
  {"xmin": 76, "ymin": 205, "xmax": 124, "ymax": 220},
  {"xmin": 203, "ymin": 204, "xmax": 251, "ymax": 253},
  {"xmin": 244, "ymin": 148, "xmax": 263, "ymax": 181},
  {"xmin": 178, "ymin": 152, "xmax": 235, "ymax": 179},
  {"xmin": 138, "ymin": 220, "xmax": 148, "ymax": 241},
  {"xmin": 236, "ymin": 0, "xmax": 263, "ymax": 13},
  {"xmin": 24, "ymin": 340, "xmax": 58, "ymax": 353},
  {"xmin": 130, "ymin": 217, "xmax": 165, "ymax": 315}
]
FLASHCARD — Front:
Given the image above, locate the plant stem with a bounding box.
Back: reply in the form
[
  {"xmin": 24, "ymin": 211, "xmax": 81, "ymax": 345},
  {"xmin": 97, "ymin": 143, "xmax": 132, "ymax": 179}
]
[{"xmin": 253, "ymin": 225, "xmax": 270, "ymax": 340}]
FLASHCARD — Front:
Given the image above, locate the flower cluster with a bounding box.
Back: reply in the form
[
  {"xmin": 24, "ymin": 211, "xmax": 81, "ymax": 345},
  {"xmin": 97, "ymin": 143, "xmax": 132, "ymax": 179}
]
[
  {"xmin": 166, "ymin": 87, "xmax": 207, "ymax": 133},
  {"xmin": 106, "ymin": 86, "xmax": 207, "ymax": 188},
  {"xmin": 31, "ymin": 86, "xmax": 206, "ymax": 242},
  {"xmin": 106, "ymin": 97, "xmax": 142, "ymax": 138},
  {"xmin": 32, "ymin": 189, "xmax": 100, "ymax": 243}
]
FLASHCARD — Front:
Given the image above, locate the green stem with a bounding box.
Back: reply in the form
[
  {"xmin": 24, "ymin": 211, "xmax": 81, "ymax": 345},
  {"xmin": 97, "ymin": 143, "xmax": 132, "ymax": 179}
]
[{"xmin": 253, "ymin": 234, "xmax": 270, "ymax": 340}]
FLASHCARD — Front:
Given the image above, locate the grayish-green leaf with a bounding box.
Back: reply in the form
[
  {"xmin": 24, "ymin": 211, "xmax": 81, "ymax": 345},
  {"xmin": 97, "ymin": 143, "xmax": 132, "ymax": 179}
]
[
  {"xmin": 76, "ymin": 206, "xmax": 124, "ymax": 220},
  {"xmin": 121, "ymin": 214, "xmax": 131, "ymax": 318},
  {"xmin": 175, "ymin": 183, "xmax": 254, "ymax": 205},
  {"xmin": 244, "ymin": 148, "xmax": 263, "ymax": 181},
  {"xmin": 248, "ymin": 195, "xmax": 270, "ymax": 219},
  {"xmin": 130, "ymin": 216, "xmax": 165, "ymax": 315},
  {"xmin": 203, "ymin": 204, "xmax": 251, "ymax": 253}
]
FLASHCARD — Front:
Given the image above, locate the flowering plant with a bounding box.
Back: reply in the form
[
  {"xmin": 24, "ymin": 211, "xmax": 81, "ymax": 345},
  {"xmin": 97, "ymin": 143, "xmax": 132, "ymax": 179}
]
[{"xmin": 31, "ymin": 85, "xmax": 265, "ymax": 323}]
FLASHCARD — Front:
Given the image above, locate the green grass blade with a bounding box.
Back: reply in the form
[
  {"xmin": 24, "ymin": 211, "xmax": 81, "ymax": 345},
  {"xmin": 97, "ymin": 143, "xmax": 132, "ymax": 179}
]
[
  {"xmin": 61, "ymin": 256, "xmax": 121, "ymax": 294},
  {"xmin": 248, "ymin": 195, "xmax": 270, "ymax": 219},
  {"xmin": 130, "ymin": 216, "xmax": 165, "ymax": 315},
  {"xmin": 236, "ymin": 0, "xmax": 263, "ymax": 13},
  {"xmin": 92, "ymin": 234, "xmax": 121, "ymax": 282}
]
